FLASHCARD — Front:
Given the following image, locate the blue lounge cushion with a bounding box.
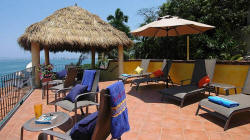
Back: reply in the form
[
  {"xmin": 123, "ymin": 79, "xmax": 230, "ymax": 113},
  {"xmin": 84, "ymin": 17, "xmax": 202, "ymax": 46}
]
[
  {"xmin": 107, "ymin": 81, "xmax": 130, "ymax": 139},
  {"xmin": 56, "ymin": 69, "xmax": 67, "ymax": 79},
  {"xmin": 65, "ymin": 84, "xmax": 87, "ymax": 102},
  {"xmin": 70, "ymin": 111, "xmax": 98, "ymax": 140},
  {"xmin": 81, "ymin": 70, "xmax": 96, "ymax": 92},
  {"xmin": 208, "ymin": 96, "xmax": 239, "ymax": 108}
]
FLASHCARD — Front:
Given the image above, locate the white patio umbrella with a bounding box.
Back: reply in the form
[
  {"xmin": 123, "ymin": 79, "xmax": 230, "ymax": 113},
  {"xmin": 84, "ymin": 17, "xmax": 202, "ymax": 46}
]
[{"xmin": 131, "ymin": 15, "xmax": 215, "ymax": 60}]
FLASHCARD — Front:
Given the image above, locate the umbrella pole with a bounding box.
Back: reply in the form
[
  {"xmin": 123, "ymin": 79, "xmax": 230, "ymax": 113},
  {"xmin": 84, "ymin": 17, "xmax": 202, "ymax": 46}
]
[{"xmin": 187, "ymin": 35, "xmax": 189, "ymax": 60}]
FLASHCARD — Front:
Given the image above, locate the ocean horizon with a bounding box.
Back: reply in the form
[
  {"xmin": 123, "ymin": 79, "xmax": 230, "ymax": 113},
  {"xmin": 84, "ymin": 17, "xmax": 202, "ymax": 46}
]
[{"xmin": 0, "ymin": 57, "xmax": 94, "ymax": 76}]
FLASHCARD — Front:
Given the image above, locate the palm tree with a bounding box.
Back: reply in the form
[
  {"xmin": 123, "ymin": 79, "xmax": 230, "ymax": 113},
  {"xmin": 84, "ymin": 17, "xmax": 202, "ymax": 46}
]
[
  {"xmin": 105, "ymin": 8, "xmax": 133, "ymax": 60},
  {"xmin": 107, "ymin": 8, "xmax": 130, "ymax": 37}
]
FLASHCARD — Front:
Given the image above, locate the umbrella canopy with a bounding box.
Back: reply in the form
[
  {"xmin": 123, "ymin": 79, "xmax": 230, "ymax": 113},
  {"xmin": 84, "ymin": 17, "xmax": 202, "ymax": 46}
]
[
  {"xmin": 131, "ymin": 15, "xmax": 215, "ymax": 37},
  {"xmin": 131, "ymin": 15, "xmax": 215, "ymax": 60},
  {"xmin": 18, "ymin": 6, "xmax": 133, "ymax": 52},
  {"xmin": 26, "ymin": 62, "xmax": 32, "ymax": 72},
  {"xmin": 26, "ymin": 62, "xmax": 32, "ymax": 69}
]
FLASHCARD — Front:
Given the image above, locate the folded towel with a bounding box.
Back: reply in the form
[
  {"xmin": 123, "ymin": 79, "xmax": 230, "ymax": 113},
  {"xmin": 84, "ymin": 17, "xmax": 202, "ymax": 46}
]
[
  {"xmin": 81, "ymin": 70, "xmax": 96, "ymax": 92},
  {"xmin": 208, "ymin": 96, "xmax": 239, "ymax": 108},
  {"xmin": 121, "ymin": 74, "xmax": 131, "ymax": 77},
  {"xmin": 107, "ymin": 81, "xmax": 130, "ymax": 139},
  {"xmin": 70, "ymin": 111, "xmax": 98, "ymax": 139}
]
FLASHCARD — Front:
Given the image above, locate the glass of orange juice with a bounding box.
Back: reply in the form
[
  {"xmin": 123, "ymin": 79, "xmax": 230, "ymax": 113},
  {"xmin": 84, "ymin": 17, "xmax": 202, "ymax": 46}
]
[{"xmin": 34, "ymin": 104, "xmax": 42, "ymax": 119}]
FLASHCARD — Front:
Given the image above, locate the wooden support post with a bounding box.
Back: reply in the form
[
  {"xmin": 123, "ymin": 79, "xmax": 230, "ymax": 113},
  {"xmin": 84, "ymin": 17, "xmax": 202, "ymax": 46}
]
[
  {"xmin": 91, "ymin": 48, "xmax": 95, "ymax": 69},
  {"xmin": 31, "ymin": 42, "xmax": 40, "ymax": 88},
  {"xmin": 44, "ymin": 47, "xmax": 50, "ymax": 65},
  {"xmin": 187, "ymin": 35, "xmax": 190, "ymax": 60},
  {"xmin": 118, "ymin": 45, "xmax": 124, "ymax": 76}
]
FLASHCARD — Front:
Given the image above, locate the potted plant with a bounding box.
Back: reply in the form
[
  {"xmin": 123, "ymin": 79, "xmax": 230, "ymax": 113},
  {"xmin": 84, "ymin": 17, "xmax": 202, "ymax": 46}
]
[{"xmin": 36, "ymin": 64, "xmax": 56, "ymax": 83}]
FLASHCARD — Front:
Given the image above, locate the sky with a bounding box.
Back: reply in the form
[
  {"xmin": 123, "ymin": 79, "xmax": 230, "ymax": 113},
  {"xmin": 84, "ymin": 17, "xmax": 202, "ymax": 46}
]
[{"xmin": 0, "ymin": 0, "xmax": 166, "ymax": 59}]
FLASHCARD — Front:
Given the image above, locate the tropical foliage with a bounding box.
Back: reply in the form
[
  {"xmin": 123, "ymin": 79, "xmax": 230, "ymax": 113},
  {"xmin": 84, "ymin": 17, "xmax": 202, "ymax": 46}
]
[
  {"xmin": 76, "ymin": 53, "xmax": 88, "ymax": 66},
  {"xmin": 106, "ymin": 8, "xmax": 134, "ymax": 60},
  {"xmin": 133, "ymin": 0, "xmax": 250, "ymax": 60},
  {"xmin": 107, "ymin": 8, "xmax": 131, "ymax": 38}
]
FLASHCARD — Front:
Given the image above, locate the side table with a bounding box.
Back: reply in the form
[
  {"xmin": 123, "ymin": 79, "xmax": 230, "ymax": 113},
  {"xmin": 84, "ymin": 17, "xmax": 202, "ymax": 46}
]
[
  {"xmin": 209, "ymin": 82, "xmax": 237, "ymax": 96},
  {"xmin": 42, "ymin": 80, "xmax": 62, "ymax": 104},
  {"xmin": 21, "ymin": 112, "xmax": 71, "ymax": 140}
]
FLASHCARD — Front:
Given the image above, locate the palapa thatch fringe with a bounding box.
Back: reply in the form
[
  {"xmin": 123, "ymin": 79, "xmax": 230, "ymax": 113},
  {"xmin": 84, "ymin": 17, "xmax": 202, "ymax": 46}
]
[{"xmin": 18, "ymin": 6, "xmax": 133, "ymax": 52}]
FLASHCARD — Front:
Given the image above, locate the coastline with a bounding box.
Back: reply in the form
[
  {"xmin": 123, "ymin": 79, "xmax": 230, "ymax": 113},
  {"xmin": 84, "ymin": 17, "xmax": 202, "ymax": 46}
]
[{"xmin": 0, "ymin": 58, "xmax": 94, "ymax": 77}]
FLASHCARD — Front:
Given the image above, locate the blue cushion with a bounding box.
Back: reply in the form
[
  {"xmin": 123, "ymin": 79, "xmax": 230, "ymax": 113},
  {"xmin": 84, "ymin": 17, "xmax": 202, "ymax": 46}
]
[
  {"xmin": 70, "ymin": 111, "xmax": 98, "ymax": 140},
  {"xmin": 56, "ymin": 69, "xmax": 67, "ymax": 79},
  {"xmin": 65, "ymin": 84, "xmax": 87, "ymax": 102}
]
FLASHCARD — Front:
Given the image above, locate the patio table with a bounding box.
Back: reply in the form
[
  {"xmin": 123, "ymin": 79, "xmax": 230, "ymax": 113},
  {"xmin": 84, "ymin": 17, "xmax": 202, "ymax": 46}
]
[
  {"xmin": 209, "ymin": 82, "xmax": 237, "ymax": 96},
  {"xmin": 20, "ymin": 112, "xmax": 70, "ymax": 140}
]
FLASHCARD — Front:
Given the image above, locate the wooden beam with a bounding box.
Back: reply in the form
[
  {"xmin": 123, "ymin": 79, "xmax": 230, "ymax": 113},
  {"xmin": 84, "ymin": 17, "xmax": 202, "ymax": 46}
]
[
  {"xmin": 44, "ymin": 47, "xmax": 50, "ymax": 65},
  {"xmin": 31, "ymin": 42, "xmax": 40, "ymax": 88},
  {"xmin": 91, "ymin": 47, "xmax": 95, "ymax": 69},
  {"xmin": 118, "ymin": 45, "xmax": 124, "ymax": 76}
]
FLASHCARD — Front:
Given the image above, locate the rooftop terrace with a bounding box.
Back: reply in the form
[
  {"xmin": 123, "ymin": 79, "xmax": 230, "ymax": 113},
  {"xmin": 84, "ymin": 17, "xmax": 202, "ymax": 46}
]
[{"xmin": 0, "ymin": 80, "xmax": 250, "ymax": 140}]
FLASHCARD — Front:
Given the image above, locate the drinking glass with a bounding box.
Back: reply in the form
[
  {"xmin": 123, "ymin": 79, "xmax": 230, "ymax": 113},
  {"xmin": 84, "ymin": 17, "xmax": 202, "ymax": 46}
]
[{"xmin": 34, "ymin": 104, "xmax": 42, "ymax": 119}]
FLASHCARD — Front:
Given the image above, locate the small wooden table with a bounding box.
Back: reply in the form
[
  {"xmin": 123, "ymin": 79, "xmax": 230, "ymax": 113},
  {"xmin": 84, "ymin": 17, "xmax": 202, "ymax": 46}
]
[{"xmin": 20, "ymin": 112, "xmax": 70, "ymax": 140}]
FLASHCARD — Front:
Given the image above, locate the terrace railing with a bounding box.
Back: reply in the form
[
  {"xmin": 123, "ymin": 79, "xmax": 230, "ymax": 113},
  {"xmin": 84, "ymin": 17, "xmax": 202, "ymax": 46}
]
[
  {"xmin": 0, "ymin": 64, "xmax": 87, "ymax": 128},
  {"xmin": 0, "ymin": 67, "xmax": 34, "ymax": 128}
]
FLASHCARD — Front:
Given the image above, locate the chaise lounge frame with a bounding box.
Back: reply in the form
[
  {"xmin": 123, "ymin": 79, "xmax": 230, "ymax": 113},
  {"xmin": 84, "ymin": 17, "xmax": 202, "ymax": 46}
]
[{"xmin": 196, "ymin": 67, "xmax": 250, "ymax": 130}]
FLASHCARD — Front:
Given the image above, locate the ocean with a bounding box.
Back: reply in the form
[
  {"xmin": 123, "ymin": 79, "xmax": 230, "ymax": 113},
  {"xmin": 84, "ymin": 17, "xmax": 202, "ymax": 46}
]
[{"xmin": 0, "ymin": 58, "xmax": 93, "ymax": 76}]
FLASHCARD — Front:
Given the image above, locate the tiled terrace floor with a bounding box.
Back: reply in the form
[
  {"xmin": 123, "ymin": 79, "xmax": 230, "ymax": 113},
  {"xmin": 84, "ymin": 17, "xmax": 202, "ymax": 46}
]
[{"xmin": 1, "ymin": 81, "xmax": 250, "ymax": 140}]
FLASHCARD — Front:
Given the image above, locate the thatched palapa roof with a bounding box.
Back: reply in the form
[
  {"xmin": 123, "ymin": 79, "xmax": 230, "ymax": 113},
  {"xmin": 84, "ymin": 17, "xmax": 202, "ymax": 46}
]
[{"xmin": 18, "ymin": 6, "xmax": 133, "ymax": 52}]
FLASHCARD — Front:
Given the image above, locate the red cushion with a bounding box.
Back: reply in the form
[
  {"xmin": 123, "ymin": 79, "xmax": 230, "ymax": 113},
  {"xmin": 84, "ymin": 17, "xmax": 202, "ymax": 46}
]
[
  {"xmin": 198, "ymin": 75, "xmax": 210, "ymax": 88},
  {"xmin": 153, "ymin": 69, "xmax": 164, "ymax": 77}
]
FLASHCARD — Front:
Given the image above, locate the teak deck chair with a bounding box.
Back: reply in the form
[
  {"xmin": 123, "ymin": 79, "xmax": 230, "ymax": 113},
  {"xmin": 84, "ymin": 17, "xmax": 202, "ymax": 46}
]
[
  {"xmin": 38, "ymin": 89, "xmax": 114, "ymax": 140},
  {"xmin": 196, "ymin": 67, "xmax": 250, "ymax": 130},
  {"xmin": 119, "ymin": 59, "xmax": 151, "ymax": 82},
  {"xmin": 131, "ymin": 59, "xmax": 173, "ymax": 90},
  {"xmin": 159, "ymin": 59, "xmax": 216, "ymax": 107},
  {"xmin": 54, "ymin": 70, "xmax": 100, "ymax": 123}
]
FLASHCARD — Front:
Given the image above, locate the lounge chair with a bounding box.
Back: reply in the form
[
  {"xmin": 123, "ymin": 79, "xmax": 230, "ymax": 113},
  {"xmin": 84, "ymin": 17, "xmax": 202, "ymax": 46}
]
[
  {"xmin": 38, "ymin": 81, "xmax": 129, "ymax": 140},
  {"xmin": 54, "ymin": 70, "xmax": 100, "ymax": 123},
  {"xmin": 196, "ymin": 67, "xmax": 250, "ymax": 130},
  {"xmin": 159, "ymin": 59, "xmax": 216, "ymax": 107},
  {"xmin": 46, "ymin": 67, "xmax": 78, "ymax": 105},
  {"xmin": 131, "ymin": 59, "xmax": 173, "ymax": 90},
  {"xmin": 119, "ymin": 59, "xmax": 151, "ymax": 82}
]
